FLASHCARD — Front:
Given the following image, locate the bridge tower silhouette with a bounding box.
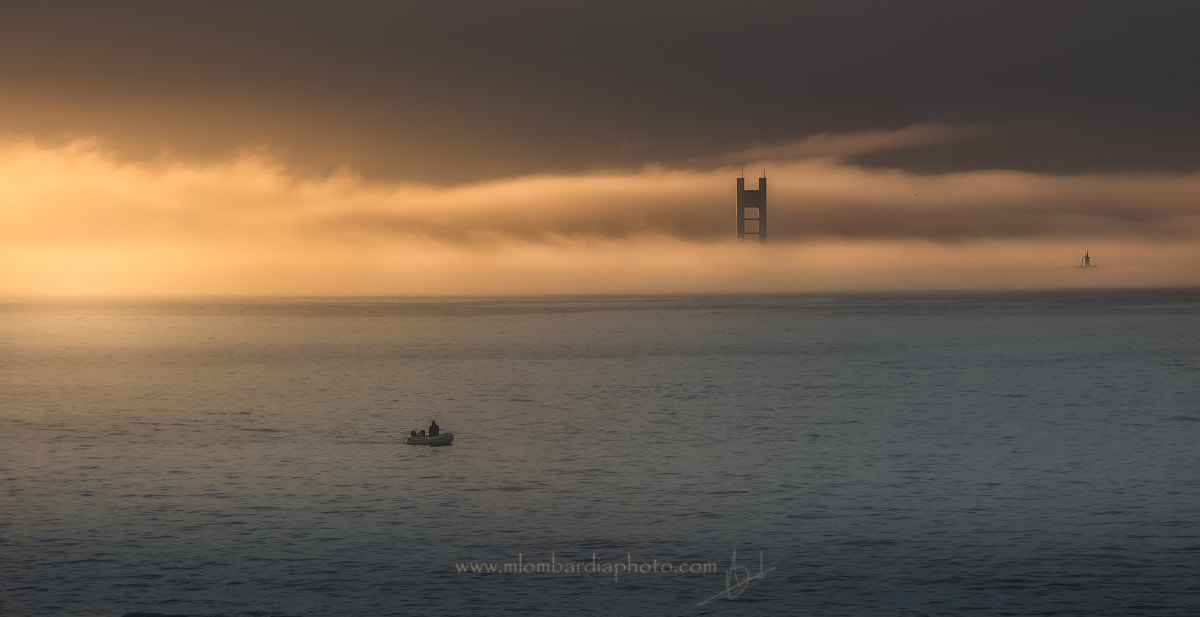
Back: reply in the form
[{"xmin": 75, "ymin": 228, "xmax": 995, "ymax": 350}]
[{"xmin": 736, "ymin": 172, "xmax": 766, "ymax": 242}]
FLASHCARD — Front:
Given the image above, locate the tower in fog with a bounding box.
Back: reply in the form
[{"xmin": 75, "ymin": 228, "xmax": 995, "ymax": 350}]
[{"xmin": 736, "ymin": 173, "xmax": 766, "ymax": 242}]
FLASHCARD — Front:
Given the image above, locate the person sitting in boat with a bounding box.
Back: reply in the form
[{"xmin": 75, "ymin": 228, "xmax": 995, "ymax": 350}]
[
  {"xmin": 410, "ymin": 430, "xmax": 417, "ymax": 437},
  {"xmin": 428, "ymin": 420, "xmax": 440, "ymax": 436},
  {"xmin": 418, "ymin": 430, "xmax": 426, "ymax": 437}
]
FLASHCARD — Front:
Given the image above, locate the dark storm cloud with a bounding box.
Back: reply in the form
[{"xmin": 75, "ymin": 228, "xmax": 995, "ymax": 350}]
[{"xmin": 2, "ymin": 1, "xmax": 1198, "ymax": 183}]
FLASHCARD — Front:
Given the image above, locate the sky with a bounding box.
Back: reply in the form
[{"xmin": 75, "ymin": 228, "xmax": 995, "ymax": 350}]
[{"xmin": 2, "ymin": 1, "xmax": 1198, "ymax": 295}]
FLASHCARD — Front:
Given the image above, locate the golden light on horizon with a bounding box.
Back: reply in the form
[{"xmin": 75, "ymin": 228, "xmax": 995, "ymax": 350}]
[{"xmin": 2, "ymin": 135, "xmax": 1199, "ymax": 296}]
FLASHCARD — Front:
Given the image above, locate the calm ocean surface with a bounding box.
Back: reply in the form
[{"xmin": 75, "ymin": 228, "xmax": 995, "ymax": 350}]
[{"xmin": 2, "ymin": 289, "xmax": 1199, "ymax": 616}]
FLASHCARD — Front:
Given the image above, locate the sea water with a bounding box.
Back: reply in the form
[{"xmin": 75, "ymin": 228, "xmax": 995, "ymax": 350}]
[{"xmin": 2, "ymin": 290, "xmax": 1198, "ymax": 616}]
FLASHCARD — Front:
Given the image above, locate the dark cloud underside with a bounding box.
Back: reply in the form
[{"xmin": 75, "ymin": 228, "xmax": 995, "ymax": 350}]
[{"xmin": 2, "ymin": 1, "xmax": 1198, "ymax": 183}]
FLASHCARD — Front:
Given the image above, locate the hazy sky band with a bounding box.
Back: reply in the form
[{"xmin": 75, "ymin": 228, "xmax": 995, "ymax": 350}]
[
  {"xmin": 4, "ymin": 136, "xmax": 1198, "ymax": 244},
  {"xmin": 3, "ymin": 137, "xmax": 1197, "ymax": 295}
]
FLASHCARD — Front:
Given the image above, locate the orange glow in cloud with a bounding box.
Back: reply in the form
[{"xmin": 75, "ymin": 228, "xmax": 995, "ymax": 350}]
[{"xmin": 2, "ymin": 134, "xmax": 1198, "ymax": 296}]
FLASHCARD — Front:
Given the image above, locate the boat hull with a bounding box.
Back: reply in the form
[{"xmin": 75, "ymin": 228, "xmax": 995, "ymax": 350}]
[{"xmin": 406, "ymin": 432, "xmax": 453, "ymax": 446}]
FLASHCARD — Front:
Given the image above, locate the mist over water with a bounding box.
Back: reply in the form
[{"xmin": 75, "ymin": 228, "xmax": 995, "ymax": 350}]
[{"xmin": 2, "ymin": 290, "xmax": 1199, "ymax": 616}]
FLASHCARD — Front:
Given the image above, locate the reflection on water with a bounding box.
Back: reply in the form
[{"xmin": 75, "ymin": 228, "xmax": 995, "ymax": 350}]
[{"xmin": 2, "ymin": 289, "xmax": 1199, "ymax": 616}]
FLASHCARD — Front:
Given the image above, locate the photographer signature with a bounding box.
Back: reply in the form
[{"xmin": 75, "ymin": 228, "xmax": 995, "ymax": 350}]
[{"xmin": 698, "ymin": 550, "xmax": 776, "ymax": 606}]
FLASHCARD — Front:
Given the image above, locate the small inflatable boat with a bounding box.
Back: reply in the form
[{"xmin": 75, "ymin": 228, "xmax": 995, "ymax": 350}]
[{"xmin": 406, "ymin": 432, "xmax": 453, "ymax": 446}]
